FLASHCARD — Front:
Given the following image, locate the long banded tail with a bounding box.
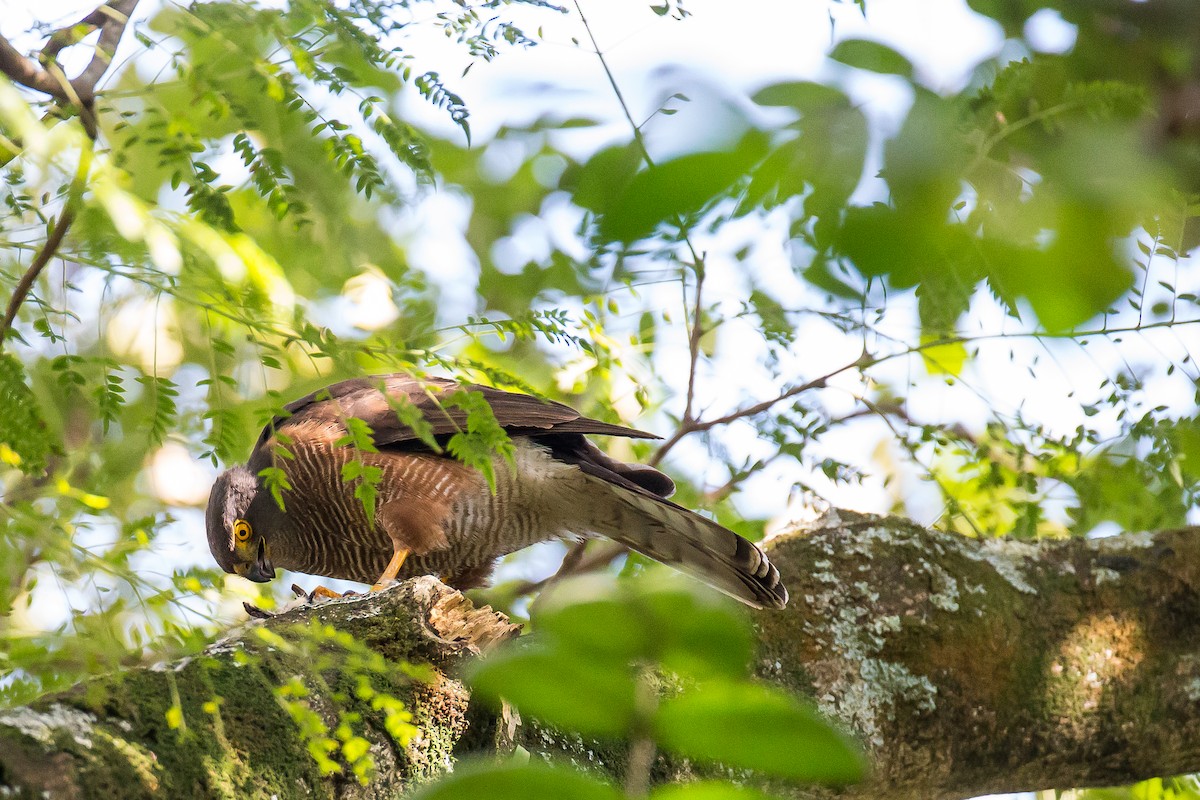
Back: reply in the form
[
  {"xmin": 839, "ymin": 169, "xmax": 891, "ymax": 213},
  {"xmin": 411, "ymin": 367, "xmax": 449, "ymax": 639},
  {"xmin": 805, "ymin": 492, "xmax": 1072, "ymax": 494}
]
[{"xmin": 585, "ymin": 479, "xmax": 788, "ymax": 609}]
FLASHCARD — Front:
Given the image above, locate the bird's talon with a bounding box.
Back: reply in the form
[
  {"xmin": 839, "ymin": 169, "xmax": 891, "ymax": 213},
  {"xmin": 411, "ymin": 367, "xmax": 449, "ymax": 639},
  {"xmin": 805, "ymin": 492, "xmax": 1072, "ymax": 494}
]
[
  {"xmin": 369, "ymin": 580, "xmax": 398, "ymax": 593},
  {"xmin": 243, "ymin": 601, "xmax": 275, "ymax": 619},
  {"xmin": 289, "ymin": 584, "xmax": 345, "ymax": 603}
]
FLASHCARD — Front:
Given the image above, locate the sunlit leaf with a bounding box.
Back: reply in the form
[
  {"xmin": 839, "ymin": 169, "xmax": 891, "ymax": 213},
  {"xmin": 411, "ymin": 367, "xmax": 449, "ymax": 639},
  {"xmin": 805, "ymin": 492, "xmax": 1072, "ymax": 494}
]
[
  {"xmin": 650, "ymin": 782, "xmax": 782, "ymax": 800},
  {"xmin": 654, "ymin": 680, "xmax": 867, "ymax": 784},
  {"xmin": 918, "ymin": 336, "xmax": 968, "ymax": 377},
  {"xmin": 469, "ymin": 647, "xmax": 637, "ymax": 738},
  {"xmin": 409, "ymin": 761, "xmax": 623, "ymax": 800},
  {"xmin": 829, "ymin": 39, "xmax": 914, "ymax": 78}
]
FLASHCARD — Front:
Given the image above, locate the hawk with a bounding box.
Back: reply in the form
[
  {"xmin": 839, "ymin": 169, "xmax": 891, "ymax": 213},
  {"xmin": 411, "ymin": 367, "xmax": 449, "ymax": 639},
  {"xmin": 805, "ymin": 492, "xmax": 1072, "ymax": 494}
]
[{"xmin": 205, "ymin": 375, "xmax": 787, "ymax": 608}]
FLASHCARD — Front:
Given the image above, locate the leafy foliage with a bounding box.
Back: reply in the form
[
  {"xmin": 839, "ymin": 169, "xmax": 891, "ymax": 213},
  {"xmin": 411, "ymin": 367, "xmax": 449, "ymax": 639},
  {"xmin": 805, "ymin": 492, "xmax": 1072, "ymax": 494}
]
[
  {"xmin": 258, "ymin": 620, "xmax": 422, "ymax": 784},
  {"xmin": 441, "ymin": 388, "xmax": 516, "ymax": 492},
  {"xmin": 446, "ymin": 576, "xmax": 865, "ymax": 798},
  {"xmin": 0, "ymin": 352, "xmax": 54, "ymax": 472}
]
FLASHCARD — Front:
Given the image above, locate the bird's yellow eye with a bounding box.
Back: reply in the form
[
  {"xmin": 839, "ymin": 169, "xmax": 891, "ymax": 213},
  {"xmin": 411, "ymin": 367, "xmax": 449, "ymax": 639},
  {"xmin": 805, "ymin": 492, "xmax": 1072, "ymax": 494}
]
[{"xmin": 233, "ymin": 519, "xmax": 252, "ymax": 543}]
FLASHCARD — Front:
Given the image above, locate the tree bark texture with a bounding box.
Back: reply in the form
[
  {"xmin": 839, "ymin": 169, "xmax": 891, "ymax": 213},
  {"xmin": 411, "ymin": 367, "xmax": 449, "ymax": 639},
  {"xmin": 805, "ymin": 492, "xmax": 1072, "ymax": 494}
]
[
  {"xmin": 755, "ymin": 510, "xmax": 1200, "ymax": 799},
  {"xmin": 1, "ymin": 512, "xmax": 1197, "ymax": 799},
  {"xmin": 0, "ymin": 577, "xmax": 520, "ymax": 799}
]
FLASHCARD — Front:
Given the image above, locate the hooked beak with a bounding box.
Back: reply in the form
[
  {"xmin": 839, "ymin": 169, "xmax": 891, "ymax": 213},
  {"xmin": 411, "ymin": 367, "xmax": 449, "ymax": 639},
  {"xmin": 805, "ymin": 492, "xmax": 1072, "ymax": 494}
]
[{"xmin": 237, "ymin": 540, "xmax": 275, "ymax": 583}]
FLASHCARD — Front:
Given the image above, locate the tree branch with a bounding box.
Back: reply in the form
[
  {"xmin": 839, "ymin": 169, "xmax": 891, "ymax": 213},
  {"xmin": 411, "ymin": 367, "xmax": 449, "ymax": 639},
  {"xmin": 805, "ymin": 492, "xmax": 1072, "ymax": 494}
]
[
  {"xmin": 512, "ymin": 513, "xmax": 1200, "ymax": 799},
  {"xmin": 2, "ymin": 518, "xmax": 1200, "ymax": 798},
  {"xmin": 1, "ymin": 145, "xmax": 90, "ymax": 346},
  {"xmin": 650, "ymin": 311, "xmax": 1200, "ymax": 469},
  {"xmin": 1, "ymin": 207, "xmax": 74, "ymax": 342},
  {"xmin": 0, "ymin": 0, "xmax": 140, "ymax": 133},
  {"xmin": 0, "ymin": 37, "xmax": 67, "ymax": 99},
  {"xmin": 40, "ymin": 6, "xmax": 115, "ymax": 65},
  {"xmin": 68, "ymin": 0, "xmax": 139, "ymax": 105},
  {"xmin": 0, "ymin": 577, "xmax": 519, "ymax": 798},
  {"xmin": 0, "ymin": 1, "xmax": 138, "ymax": 344}
]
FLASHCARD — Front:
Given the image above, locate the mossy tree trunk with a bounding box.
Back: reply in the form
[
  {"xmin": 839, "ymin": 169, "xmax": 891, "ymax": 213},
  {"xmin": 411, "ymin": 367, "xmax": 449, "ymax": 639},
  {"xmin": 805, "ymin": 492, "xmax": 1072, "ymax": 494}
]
[
  {"xmin": 756, "ymin": 511, "xmax": 1200, "ymax": 799},
  {"xmin": 0, "ymin": 578, "xmax": 520, "ymax": 799},
  {"xmin": 2, "ymin": 512, "xmax": 1198, "ymax": 799}
]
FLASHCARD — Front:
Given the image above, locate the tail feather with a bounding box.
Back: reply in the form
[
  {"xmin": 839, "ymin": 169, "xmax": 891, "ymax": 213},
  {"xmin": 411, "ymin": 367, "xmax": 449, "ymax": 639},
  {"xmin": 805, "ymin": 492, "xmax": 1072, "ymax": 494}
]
[{"xmin": 585, "ymin": 479, "xmax": 788, "ymax": 609}]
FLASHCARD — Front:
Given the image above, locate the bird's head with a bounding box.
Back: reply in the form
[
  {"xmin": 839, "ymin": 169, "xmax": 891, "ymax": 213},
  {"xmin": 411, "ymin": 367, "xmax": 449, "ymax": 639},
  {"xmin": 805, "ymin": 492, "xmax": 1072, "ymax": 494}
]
[{"xmin": 205, "ymin": 465, "xmax": 275, "ymax": 583}]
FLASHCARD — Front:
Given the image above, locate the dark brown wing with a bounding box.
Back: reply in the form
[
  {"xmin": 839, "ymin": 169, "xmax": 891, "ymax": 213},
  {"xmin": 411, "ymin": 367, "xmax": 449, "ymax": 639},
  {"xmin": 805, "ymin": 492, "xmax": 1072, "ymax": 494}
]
[{"xmin": 251, "ymin": 374, "xmax": 659, "ymax": 455}]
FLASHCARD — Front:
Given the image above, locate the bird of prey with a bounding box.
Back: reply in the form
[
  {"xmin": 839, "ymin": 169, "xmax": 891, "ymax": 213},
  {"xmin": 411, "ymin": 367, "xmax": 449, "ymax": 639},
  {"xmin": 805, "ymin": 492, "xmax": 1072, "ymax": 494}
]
[{"xmin": 205, "ymin": 375, "xmax": 787, "ymax": 609}]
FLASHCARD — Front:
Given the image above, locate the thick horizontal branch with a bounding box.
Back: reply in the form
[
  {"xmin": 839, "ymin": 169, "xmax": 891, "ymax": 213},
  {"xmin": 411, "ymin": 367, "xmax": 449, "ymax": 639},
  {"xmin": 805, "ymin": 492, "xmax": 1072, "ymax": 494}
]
[
  {"xmin": 0, "ymin": 578, "xmax": 519, "ymax": 799},
  {"xmin": 2, "ymin": 516, "xmax": 1198, "ymax": 799},
  {"xmin": 755, "ymin": 511, "xmax": 1200, "ymax": 799},
  {"xmin": 504, "ymin": 513, "xmax": 1200, "ymax": 799}
]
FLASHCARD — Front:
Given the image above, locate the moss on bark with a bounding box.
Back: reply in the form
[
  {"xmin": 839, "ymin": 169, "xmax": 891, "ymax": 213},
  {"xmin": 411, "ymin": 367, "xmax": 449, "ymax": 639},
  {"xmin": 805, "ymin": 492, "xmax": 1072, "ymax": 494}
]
[{"xmin": 0, "ymin": 577, "xmax": 517, "ymax": 800}]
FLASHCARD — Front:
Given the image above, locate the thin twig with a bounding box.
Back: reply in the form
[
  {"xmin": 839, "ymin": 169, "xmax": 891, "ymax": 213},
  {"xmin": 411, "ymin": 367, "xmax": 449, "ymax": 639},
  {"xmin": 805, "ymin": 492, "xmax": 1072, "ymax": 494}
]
[
  {"xmin": 1, "ymin": 207, "xmax": 75, "ymax": 340},
  {"xmin": 510, "ymin": 541, "xmax": 628, "ymax": 598},
  {"xmin": 858, "ymin": 395, "xmax": 985, "ymax": 537},
  {"xmin": 649, "ymin": 315, "xmax": 1200, "ymax": 467},
  {"xmin": 573, "ymin": 1, "xmax": 716, "ymax": 471},
  {"xmin": 573, "ymin": 0, "xmax": 652, "ymax": 167},
  {"xmin": 2, "ymin": 145, "xmax": 92, "ymax": 342},
  {"xmin": 648, "ymin": 367, "xmax": 831, "ymax": 468},
  {"xmin": 0, "ymin": 1, "xmax": 140, "ymax": 341},
  {"xmin": 682, "ymin": 264, "xmax": 705, "ymax": 424},
  {"xmin": 702, "ymin": 452, "xmax": 783, "ymax": 505}
]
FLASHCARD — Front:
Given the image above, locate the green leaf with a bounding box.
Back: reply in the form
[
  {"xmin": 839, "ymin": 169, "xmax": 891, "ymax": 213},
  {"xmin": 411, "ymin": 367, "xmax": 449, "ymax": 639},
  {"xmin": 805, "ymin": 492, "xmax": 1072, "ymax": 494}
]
[
  {"xmin": 751, "ymin": 81, "xmax": 848, "ymax": 111},
  {"xmin": 636, "ymin": 583, "xmax": 753, "ymax": 680},
  {"xmin": 534, "ymin": 594, "xmax": 653, "ymax": 663},
  {"xmin": 442, "ymin": 389, "xmax": 515, "ymax": 492},
  {"xmin": 829, "ymin": 39, "xmax": 914, "ymax": 78},
  {"xmin": 837, "ymin": 205, "xmax": 961, "ymax": 287},
  {"xmin": 257, "ymin": 466, "xmax": 293, "ymax": 511},
  {"xmin": 918, "ymin": 335, "xmax": 968, "ymax": 377},
  {"xmin": 654, "ymin": 680, "xmax": 866, "ymax": 784},
  {"xmin": 334, "ymin": 416, "xmax": 379, "ymax": 453},
  {"xmin": 883, "ymin": 91, "xmax": 968, "ymax": 214},
  {"xmin": 650, "ymin": 781, "xmax": 782, "ymax": 800},
  {"xmin": 535, "ymin": 575, "xmax": 753, "ymax": 680},
  {"xmin": 409, "ymin": 761, "xmax": 623, "ymax": 800},
  {"xmin": 597, "ymin": 131, "xmax": 770, "ymax": 243},
  {"xmin": 567, "ymin": 142, "xmax": 643, "ymax": 213},
  {"xmin": 1172, "ymin": 417, "xmax": 1200, "ymax": 481},
  {"xmin": 0, "ymin": 353, "xmax": 54, "ymax": 473},
  {"xmin": 469, "ymin": 647, "xmax": 637, "ymax": 738},
  {"xmin": 383, "ymin": 390, "xmax": 442, "ymax": 452}
]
